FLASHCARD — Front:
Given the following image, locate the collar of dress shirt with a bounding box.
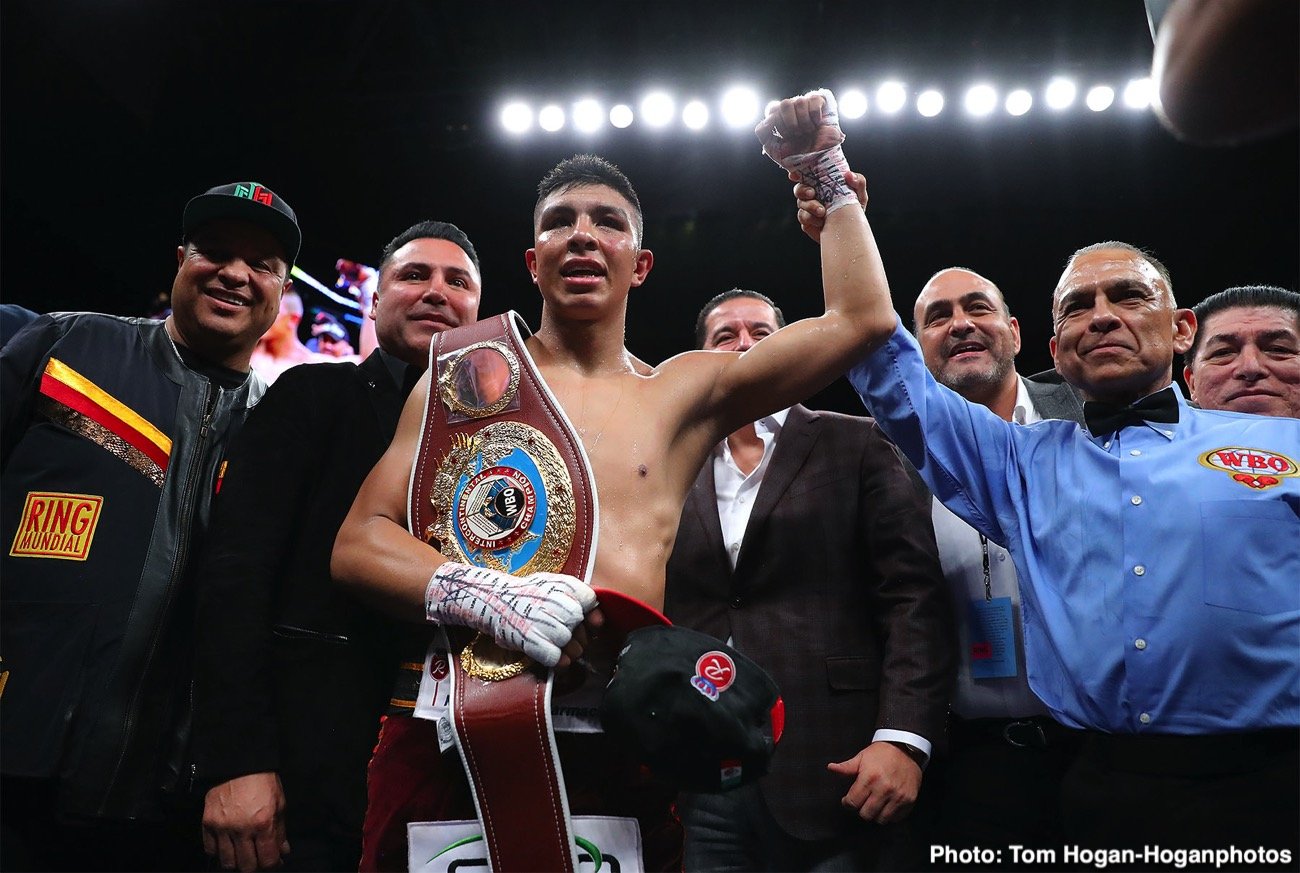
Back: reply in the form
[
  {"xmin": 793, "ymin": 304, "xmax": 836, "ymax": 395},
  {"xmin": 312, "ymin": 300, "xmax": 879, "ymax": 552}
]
[
  {"xmin": 1013, "ymin": 376, "xmax": 1042, "ymax": 426},
  {"xmin": 716, "ymin": 407, "xmax": 791, "ymax": 459},
  {"xmin": 1087, "ymin": 383, "xmax": 1187, "ymax": 447}
]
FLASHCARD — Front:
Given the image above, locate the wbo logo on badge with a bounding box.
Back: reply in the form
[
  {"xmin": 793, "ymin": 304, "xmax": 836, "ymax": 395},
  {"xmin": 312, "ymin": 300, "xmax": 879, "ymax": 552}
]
[
  {"xmin": 1199, "ymin": 447, "xmax": 1298, "ymax": 490},
  {"xmin": 457, "ymin": 465, "xmax": 538, "ymax": 552},
  {"xmin": 9, "ymin": 491, "xmax": 104, "ymax": 561},
  {"xmin": 451, "ymin": 450, "xmax": 546, "ymax": 571}
]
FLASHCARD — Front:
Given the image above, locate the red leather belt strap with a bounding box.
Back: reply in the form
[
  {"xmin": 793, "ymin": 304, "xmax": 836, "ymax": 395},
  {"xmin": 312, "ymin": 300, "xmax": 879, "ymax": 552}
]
[{"xmin": 409, "ymin": 312, "xmax": 596, "ymax": 872}]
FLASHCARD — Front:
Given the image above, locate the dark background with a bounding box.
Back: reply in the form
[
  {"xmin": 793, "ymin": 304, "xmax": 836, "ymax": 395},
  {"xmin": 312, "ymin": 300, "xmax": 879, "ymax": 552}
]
[{"xmin": 3, "ymin": 0, "xmax": 1296, "ymax": 409}]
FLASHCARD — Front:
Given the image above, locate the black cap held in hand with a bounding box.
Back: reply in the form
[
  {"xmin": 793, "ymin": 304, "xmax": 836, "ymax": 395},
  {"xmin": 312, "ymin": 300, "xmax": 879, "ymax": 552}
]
[
  {"xmin": 182, "ymin": 182, "xmax": 301, "ymax": 265},
  {"xmin": 600, "ymin": 625, "xmax": 784, "ymax": 793}
]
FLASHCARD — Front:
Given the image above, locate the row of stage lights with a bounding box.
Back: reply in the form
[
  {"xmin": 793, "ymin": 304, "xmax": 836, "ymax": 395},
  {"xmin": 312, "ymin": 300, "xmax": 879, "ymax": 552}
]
[{"xmin": 500, "ymin": 78, "xmax": 1157, "ymax": 135}]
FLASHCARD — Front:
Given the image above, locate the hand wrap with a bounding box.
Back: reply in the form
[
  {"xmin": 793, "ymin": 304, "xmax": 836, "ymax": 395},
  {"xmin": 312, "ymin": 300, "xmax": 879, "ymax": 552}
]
[
  {"xmin": 784, "ymin": 143, "xmax": 858, "ymax": 215},
  {"xmin": 764, "ymin": 89, "xmax": 859, "ymax": 215},
  {"xmin": 424, "ymin": 562, "xmax": 596, "ymax": 667}
]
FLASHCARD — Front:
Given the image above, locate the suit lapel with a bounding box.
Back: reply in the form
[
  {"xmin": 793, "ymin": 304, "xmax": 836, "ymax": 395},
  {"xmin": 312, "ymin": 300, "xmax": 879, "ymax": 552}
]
[
  {"xmin": 735, "ymin": 405, "xmax": 819, "ymax": 572},
  {"xmin": 1024, "ymin": 377, "xmax": 1086, "ymax": 424},
  {"xmin": 682, "ymin": 453, "xmax": 731, "ymax": 574},
  {"xmin": 359, "ymin": 350, "xmax": 405, "ymax": 429}
]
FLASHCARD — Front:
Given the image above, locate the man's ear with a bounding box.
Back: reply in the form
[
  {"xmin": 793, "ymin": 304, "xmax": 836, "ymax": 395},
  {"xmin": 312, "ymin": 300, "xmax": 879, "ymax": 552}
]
[
  {"xmin": 1184, "ymin": 363, "xmax": 1199, "ymax": 403},
  {"xmin": 1009, "ymin": 315, "xmax": 1022, "ymax": 356},
  {"xmin": 1173, "ymin": 308, "xmax": 1197, "ymax": 355},
  {"xmin": 1049, "ymin": 334, "xmax": 1059, "ymax": 363},
  {"xmin": 176, "ymin": 245, "xmax": 186, "ymax": 269},
  {"xmin": 524, "ymin": 248, "xmax": 539, "ymax": 284},
  {"xmin": 629, "ymin": 249, "xmax": 654, "ymax": 288}
]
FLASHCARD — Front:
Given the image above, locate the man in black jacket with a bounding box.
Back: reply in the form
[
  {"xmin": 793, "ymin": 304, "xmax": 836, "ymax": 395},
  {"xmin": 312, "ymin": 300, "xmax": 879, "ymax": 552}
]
[
  {"xmin": 189, "ymin": 220, "xmax": 482, "ymax": 872},
  {"xmin": 0, "ymin": 182, "xmax": 299, "ymax": 871}
]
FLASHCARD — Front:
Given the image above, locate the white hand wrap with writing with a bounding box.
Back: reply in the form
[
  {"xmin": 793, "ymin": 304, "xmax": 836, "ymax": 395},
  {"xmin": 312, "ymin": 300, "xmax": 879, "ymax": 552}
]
[
  {"xmin": 769, "ymin": 89, "xmax": 857, "ymax": 215},
  {"xmin": 783, "ymin": 144, "xmax": 858, "ymax": 215},
  {"xmin": 424, "ymin": 562, "xmax": 596, "ymax": 667}
]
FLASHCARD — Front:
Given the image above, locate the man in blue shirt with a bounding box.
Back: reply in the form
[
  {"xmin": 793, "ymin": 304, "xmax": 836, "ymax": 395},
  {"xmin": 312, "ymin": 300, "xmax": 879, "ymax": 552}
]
[{"xmin": 799, "ymin": 181, "xmax": 1297, "ymax": 861}]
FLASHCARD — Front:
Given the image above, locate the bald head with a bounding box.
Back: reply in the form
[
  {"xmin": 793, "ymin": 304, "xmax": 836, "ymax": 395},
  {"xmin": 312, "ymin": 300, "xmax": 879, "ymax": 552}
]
[
  {"xmin": 914, "ymin": 268, "xmax": 1021, "ymax": 406},
  {"xmin": 914, "ymin": 268, "xmax": 1009, "ymax": 330}
]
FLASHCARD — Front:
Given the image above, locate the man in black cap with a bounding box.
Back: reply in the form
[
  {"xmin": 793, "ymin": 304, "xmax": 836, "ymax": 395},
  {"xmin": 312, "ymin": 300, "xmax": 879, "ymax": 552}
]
[{"xmin": 0, "ymin": 181, "xmax": 298, "ymax": 871}]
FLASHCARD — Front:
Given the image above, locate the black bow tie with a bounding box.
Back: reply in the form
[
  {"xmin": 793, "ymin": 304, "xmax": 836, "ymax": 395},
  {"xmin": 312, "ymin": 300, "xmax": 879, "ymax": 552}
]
[{"xmin": 1084, "ymin": 386, "xmax": 1180, "ymax": 436}]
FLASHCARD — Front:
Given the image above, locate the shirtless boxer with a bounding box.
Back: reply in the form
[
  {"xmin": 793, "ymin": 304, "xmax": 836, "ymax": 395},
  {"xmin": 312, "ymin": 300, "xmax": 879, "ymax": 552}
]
[{"xmin": 332, "ymin": 90, "xmax": 891, "ymax": 871}]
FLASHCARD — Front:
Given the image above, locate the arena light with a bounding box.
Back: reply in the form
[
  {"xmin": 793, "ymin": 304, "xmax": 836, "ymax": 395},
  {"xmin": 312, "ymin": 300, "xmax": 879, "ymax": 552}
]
[
  {"xmin": 1085, "ymin": 85, "xmax": 1115, "ymax": 112},
  {"xmin": 964, "ymin": 83, "xmax": 998, "ymax": 117},
  {"xmin": 609, "ymin": 104, "xmax": 634, "ymax": 129},
  {"xmin": 1122, "ymin": 77, "xmax": 1153, "ymax": 110},
  {"xmin": 641, "ymin": 91, "xmax": 675, "ymax": 128},
  {"xmin": 877, "ymin": 81, "xmax": 907, "ymax": 114},
  {"xmin": 1045, "ymin": 77, "xmax": 1077, "ymax": 111},
  {"xmin": 500, "ymin": 102, "xmax": 533, "ymax": 134},
  {"xmin": 682, "ymin": 99, "xmax": 709, "ymax": 130},
  {"xmin": 572, "ymin": 99, "xmax": 604, "ymax": 133},
  {"xmin": 538, "ymin": 104, "xmax": 565, "ymax": 132},
  {"xmin": 720, "ymin": 86, "xmax": 761, "ymax": 129},
  {"xmin": 839, "ymin": 88, "xmax": 868, "ymax": 120},
  {"xmin": 1005, "ymin": 88, "xmax": 1033, "ymax": 116},
  {"xmin": 917, "ymin": 89, "xmax": 945, "ymax": 117},
  {"xmin": 498, "ymin": 72, "xmax": 1156, "ymax": 137}
]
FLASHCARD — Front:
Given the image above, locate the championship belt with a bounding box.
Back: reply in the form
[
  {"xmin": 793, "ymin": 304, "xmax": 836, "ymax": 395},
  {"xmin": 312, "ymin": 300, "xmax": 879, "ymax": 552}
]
[{"xmin": 408, "ymin": 312, "xmax": 596, "ymax": 873}]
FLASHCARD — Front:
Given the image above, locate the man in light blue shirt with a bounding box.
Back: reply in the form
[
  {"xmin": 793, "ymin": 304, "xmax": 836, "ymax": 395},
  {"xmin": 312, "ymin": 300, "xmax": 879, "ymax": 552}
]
[
  {"xmin": 796, "ymin": 177, "xmax": 1297, "ymax": 860},
  {"xmin": 846, "ymin": 239, "xmax": 1298, "ymax": 857}
]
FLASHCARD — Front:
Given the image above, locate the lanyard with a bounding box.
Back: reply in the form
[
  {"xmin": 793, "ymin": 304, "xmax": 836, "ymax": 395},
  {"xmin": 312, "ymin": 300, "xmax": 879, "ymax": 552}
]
[{"xmin": 979, "ymin": 533, "xmax": 992, "ymax": 602}]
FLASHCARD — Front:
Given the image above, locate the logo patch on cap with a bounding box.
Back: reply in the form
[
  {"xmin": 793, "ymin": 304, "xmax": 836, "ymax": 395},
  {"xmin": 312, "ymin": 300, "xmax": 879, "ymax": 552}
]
[
  {"xmin": 9, "ymin": 491, "xmax": 104, "ymax": 561},
  {"xmin": 233, "ymin": 182, "xmax": 274, "ymax": 206},
  {"xmin": 691, "ymin": 650, "xmax": 737, "ymax": 701},
  {"xmin": 720, "ymin": 759, "xmax": 743, "ymax": 790},
  {"xmin": 1199, "ymin": 447, "xmax": 1298, "ymax": 490}
]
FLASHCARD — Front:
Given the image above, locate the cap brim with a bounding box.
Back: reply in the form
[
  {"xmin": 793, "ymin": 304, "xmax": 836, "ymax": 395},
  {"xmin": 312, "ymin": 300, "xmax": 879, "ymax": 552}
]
[
  {"xmin": 183, "ymin": 194, "xmax": 301, "ymax": 264},
  {"xmin": 593, "ymin": 587, "xmax": 671, "ymax": 635}
]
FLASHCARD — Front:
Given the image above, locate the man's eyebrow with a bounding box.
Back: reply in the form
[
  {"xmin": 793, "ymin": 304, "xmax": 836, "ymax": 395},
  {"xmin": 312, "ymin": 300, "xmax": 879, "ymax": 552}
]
[
  {"xmin": 1101, "ymin": 278, "xmax": 1153, "ymax": 295},
  {"xmin": 443, "ymin": 264, "xmax": 475, "ymax": 280},
  {"xmin": 960, "ymin": 291, "xmax": 998, "ymax": 306},
  {"xmin": 1056, "ymin": 286, "xmax": 1092, "ymax": 305},
  {"xmin": 1252, "ymin": 328, "xmax": 1300, "ymax": 344},
  {"xmin": 538, "ymin": 203, "xmax": 575, "ymax": 221},
  {"xmin": 593, "ymin": 204, "xmax": 630, "ymax": 220},
  {"xmin": 392, "ymin": 260, "xmax": 429, "ymax": 272}
]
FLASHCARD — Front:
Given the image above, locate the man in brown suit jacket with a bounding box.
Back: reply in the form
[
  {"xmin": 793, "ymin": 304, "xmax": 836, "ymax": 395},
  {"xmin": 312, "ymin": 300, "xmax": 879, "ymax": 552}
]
[{"xmin": 664, "ymin": 290, "xmax": 956, "ymax": 871}]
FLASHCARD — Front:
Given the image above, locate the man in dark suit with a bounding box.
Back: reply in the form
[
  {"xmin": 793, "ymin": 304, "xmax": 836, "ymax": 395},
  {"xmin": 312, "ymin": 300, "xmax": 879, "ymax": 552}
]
[
  {"xmin": 909, "ymin": 267, "xmax": 1084, "ymax": 867},
  {"xmin": 664, "ymin": 289, "xmax": 955, "ymax": 871},
  {"xmin": 188, "ymin": 220, "xmax": 483, "ymax": 872}
]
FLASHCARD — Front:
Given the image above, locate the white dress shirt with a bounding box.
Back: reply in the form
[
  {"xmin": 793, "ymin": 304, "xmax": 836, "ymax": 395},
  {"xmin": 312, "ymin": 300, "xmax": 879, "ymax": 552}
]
[{"xmin": 931, "ymin": 376, "xmax": 1050, "ymax": 719}]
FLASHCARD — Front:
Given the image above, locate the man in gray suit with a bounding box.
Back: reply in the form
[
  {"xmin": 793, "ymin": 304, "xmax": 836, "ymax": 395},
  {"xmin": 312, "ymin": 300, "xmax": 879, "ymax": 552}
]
[
  {"xmin": 665, "ymin": 289, "xmax": 955, "ymax": 871},
  {"xmin": 910, "ymin": 267, "xmax": 1084, "ymax": 867}
]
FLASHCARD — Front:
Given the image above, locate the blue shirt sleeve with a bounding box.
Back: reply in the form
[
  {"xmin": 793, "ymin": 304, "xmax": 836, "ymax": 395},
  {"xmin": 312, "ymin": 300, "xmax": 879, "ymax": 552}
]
[{"xmin": 847, "ymin": 321, "xmax": 1018, "ymax": 547}]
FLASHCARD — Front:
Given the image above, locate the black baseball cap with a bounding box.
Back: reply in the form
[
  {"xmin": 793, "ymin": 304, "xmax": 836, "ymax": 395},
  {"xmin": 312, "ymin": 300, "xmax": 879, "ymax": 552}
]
[
  {"xmin": 600, "ymin": 624, "xmax": 785, "ymax": 793},
  {"xmin": 182, "ymin": 182, "xmax": 301, "ymax": 265}
]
